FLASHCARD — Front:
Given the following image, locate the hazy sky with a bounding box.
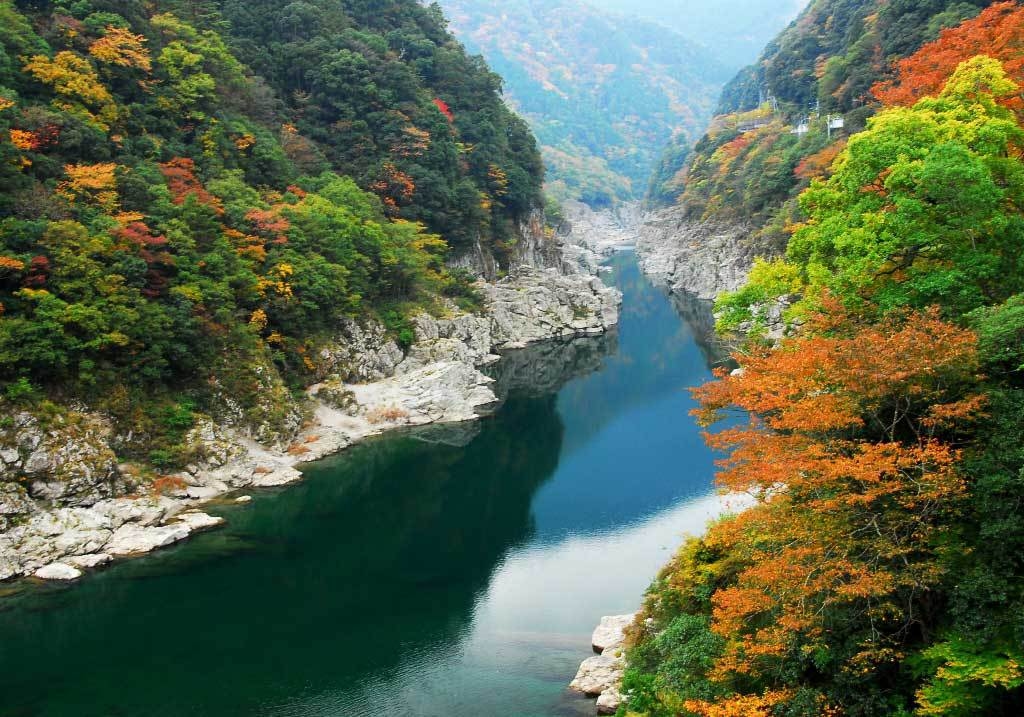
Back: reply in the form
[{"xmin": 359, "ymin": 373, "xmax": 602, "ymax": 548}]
[{"xmin": 584, "ymin": 0, "xmax": 807, "ymax": 68}]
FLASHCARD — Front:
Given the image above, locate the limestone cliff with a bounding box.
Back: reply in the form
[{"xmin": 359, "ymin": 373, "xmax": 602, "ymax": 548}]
[{"xmin": 636, "ymin": 205, "xmax": 758, "ymax": 300}]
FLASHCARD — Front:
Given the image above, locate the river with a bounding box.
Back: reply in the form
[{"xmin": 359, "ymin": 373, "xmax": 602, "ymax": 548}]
[{"xmin": 0, "ymin": 252, "xmax": 729, "ymax": 717}]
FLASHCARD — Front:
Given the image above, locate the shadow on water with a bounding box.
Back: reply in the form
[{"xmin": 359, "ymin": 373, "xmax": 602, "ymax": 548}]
[
  {"xmin": 0, "ymin": 338, "xmax": 616, "ymax": 717},
  {"xmin": 0, "ymin": 252, "xmax": 726, "ymax": 717}
]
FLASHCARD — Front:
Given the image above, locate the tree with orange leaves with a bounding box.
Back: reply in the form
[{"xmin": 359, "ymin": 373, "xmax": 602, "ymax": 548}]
[
  {"xmin": 625, "ymin": 306, "xmax": 985, "ymax": 715},
  {"xmin": 158, "ymin": 157, "xmax": 223, "ymax": 212},
  {"xmin": 88, "ymin": 26, "xmax": 152, "ymax": 73},
  {"xmin": 874, "ymin": 2, "xmax": 1024, "ymax": 110},
  {"xmin": 57, "ymin": 162, "xmax": 120, "ymax": 212}
]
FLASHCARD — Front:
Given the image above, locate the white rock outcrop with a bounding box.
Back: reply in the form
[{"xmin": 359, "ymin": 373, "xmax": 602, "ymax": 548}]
[
  {"xmin": 637, "ymin": 206, "xmax": 759, "ymax": 300},
  {"xmin": 105, "ymin": 522, "xmax": 192, "ymax": 556},
  {"xmin": 65, "ymin": 553, "xmax": 112, "ymax": 569},
  {"xmin": 34, "ymin": 562, "xmax": 83, "ymax": 581},
  {"xmin": 485, "ymin": 268, "xmax": 621, "ymax": 349},
  {"xmin": 571, "ymin": 612, "xmax": 637, "ymax": 714},
  {"xmin": 0, "ymin": 262, "xmax": 623, "ymax": 583},
  {"xmin": 592, "ymin": 613, "xmax": 636, "ymax": 652},
  {"xmin": 351, "ymin": 361, "xmax": 497, "ymax": 426}
]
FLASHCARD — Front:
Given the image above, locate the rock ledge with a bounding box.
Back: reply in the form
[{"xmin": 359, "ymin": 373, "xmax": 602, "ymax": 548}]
[{"xmin": 571, "ymin": 612, "xmax": 637, "ymax": 714}]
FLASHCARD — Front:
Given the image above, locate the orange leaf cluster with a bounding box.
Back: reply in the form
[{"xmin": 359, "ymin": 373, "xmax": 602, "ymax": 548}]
[
  {"xmin": 370, "ymin": 162, "xmax": 416, "ymax": 214},
  {"xmin": 159, "ymin": 157, "xmax": 223, "ymax": 213},
  {"xmin": 115, "ymin": 222, "xmax": 174, "ymax": 297},
  {"xmin": 685, "ymin": 690, "xmax": 794, "ymax": 717},
  {"xmin": 794, "ymin": 139, "xmax": 847, "ymax": 180},
  {"xmin": 691, "ymin": 307, "xmax": 982, "ymax": 697},
  {"xmin": 9, "ymin": 129, "xmax": 40, "ymax": 151},
  {"xmin": 0, "ymin": 256, "xmax": 26, "ymax": 273},
  {"xmin": 245, "ymin": 207, "xmax": 290, "ymax": 245},
  {"xmin": 88, "ymin": 26, "xmax": 152, "ymax": 72},
  {"xmin": 58, "ymin": 162, "xmax": 119, "ymax": 211},
  {"xmin": 873, "ymin": 2, "xmax": 1024, "ymax": 108},
  {"xmin": 433, "ymin": 97, "xmax": 454, "ymax": 122}
]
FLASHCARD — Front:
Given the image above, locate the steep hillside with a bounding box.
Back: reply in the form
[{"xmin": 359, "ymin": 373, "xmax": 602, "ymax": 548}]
[
  {"xmin": 0, "ymin": 0, "xmax": 547, "ymax": 473},
  {"xmin": 624, "ymin": 5, "xmax": 1024, "ymax": 715},
  {"xmin": 647, "ymin": 0, "xmax": 995, "ymax": 245},
  {"xmin": 437, "ymin": 0, "xmax": 731, "ymax": 206}
]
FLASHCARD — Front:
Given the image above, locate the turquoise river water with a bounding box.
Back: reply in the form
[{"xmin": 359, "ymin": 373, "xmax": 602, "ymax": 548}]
[{"xmin": 0, "ymin": 252, "xmax": 729, "ymax": 717}]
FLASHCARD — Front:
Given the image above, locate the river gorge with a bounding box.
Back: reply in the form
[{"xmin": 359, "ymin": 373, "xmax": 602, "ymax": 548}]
[{"xmin": 0, "ymin": 253, "xmax": 731, "ymax": 716}]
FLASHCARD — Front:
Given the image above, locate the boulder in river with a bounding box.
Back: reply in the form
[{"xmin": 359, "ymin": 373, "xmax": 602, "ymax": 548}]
[{"xmin": 34, "ymin": 562, "xmax": 83, "ymax": 581}]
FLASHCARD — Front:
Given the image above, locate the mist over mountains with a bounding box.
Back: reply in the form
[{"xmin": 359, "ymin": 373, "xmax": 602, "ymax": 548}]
[
  {"xmin": 435, "ymin": 0, "xmax": 801, "ymax": 206},
  {"xmin": 585, "ymin": 0, "xmax": 807, "ymax": 68}
]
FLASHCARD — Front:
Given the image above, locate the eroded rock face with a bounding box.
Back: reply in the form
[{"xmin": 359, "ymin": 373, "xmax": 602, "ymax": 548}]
[
  {"xmin": 485, "ymin": 268, "xmax": 621, "ymax": 349},
  {"xmin": 319, "ymin": 318, "xmax": 406, "ymax": 384},
  {"xmin": 1, "ymin": 412, "xmax": 128, "ymax": 509},
  {"xmin": 637, "ymin": 206, "xmax": 761, "ymax": 300},
  {"xmin": 556, "ymin": 200, "xmax": 643, "ymax": 275},
  {"xmin": 0, "ymin": 483, "xmax": 34, "ymax": 532},
  {"xmin": 398, "ymin": 311, "xmax": 495, "ymax": 373},
  {"xmin": 449, "ymin": 205, "xmax": 563, "ymax": 279}
]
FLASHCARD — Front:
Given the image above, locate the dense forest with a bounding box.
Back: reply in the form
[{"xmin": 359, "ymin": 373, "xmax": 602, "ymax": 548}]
[
  {"xmin": 624, "ymin": 3, "xmax": 1024, "ymax": 715},
  {"xmin": 438, "ymin": 0, "xmax": 731, "ymax": 206},
  {"xmin": 0, "ymin": 0, "xmax": 543, "ymax": 467}
]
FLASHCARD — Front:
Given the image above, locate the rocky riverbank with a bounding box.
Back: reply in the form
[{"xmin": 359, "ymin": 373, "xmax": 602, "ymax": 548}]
[
  {"xmin": 635, "ymin": 204, "xmax": 757, "ymax": 300},
  {"xmin": 570, "ymin": 613, "xmax": 637, "ymax": 715},
  {"xmin": 558, "ymin": 200, "xmax": 643, "ymax": 273},
  {"xmin": 0, "ymin": 267, "xmax": 621, "ymax": 583}
]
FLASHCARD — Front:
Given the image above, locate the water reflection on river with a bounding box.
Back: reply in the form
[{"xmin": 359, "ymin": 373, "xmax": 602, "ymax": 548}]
[{"xmin": 0, "ymin": 253, "xmax": 730, "ymax": 717}]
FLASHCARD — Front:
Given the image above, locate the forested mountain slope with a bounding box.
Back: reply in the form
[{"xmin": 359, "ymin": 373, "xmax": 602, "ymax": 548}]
[
  {"xmin": 624, "ymin": 3, "xmax": 1024, "ymax": 715},
  {"xmin": 0, "ymin": 0, "xmax": 543, "ymax": 469},
  {"xmin": 437, "ymin": 0, "xmax": 731, "ymax": 206},
  {"xmin": 648, "ymin": 0, "xmax": 993, "ymax": 222}
]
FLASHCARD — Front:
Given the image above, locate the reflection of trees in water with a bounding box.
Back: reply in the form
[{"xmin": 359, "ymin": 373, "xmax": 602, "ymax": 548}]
[
  {"xmin": 551, "ymin": 254, "xmax": 722, "ymax": 456},
  {"xmin": 0, "ymin": 396, "xmax": 580, "ymax": 717},
  {"xmin": 488, "ymin": 331, "xmax": 618, "ymax": 399},
  {"xmin": 668, "ymin": 291, "xmax": 733, "ymax": 368}
]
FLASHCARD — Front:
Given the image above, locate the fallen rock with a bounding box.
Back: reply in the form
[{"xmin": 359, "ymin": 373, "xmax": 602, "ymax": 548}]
[
  {"xmin": 251, "ymin": 466, "xmax": 303, "ymax": 488},
  {"xmin": 592, "ymin": 613, "xmax": 636, "ymax": 653},
  {"xmin": 185, "ymin": 485, "xmax": 222, "ymax": 501},
  {"xmin": 34, "ymin": 562, "xmax": 83, "ymax": 581},
  {"xmin": 234, "ymin": 495, "xmax": 253, "ymax": 504},
  {"xmin": 174, "ymin": 512, "xmax": 224, "ymax": 531},
  {"xmin": 105, "ymin": 522, "xmax": 191, "ymax": 556}
]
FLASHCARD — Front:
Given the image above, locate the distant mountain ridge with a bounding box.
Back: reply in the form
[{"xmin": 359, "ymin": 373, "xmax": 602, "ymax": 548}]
[
  {"xmin": 583, "ymin": 0, "xmax": 807, "ymax": 69},
  {"xmin": 436, "ymin": 0, "xmax": 733, "ymax": 206}
]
